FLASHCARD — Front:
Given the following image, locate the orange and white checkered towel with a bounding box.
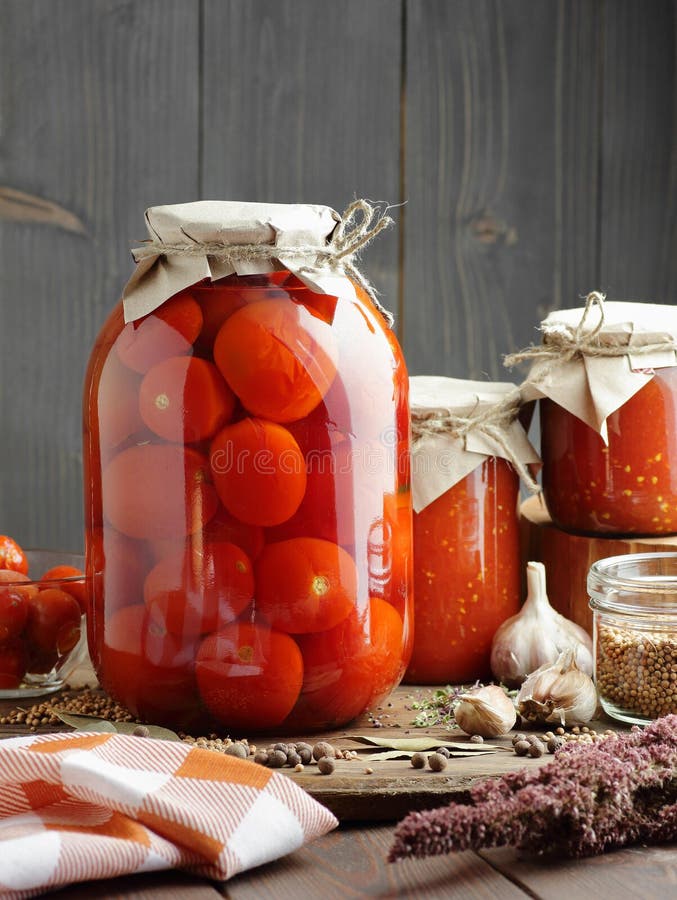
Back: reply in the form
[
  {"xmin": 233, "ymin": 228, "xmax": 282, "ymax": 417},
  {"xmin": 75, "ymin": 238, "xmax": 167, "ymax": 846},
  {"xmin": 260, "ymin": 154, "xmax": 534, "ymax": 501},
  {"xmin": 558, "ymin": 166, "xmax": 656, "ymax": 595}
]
[{"xmin": 0, "ymin": 732, "xmax": 338, "ymax": 898}]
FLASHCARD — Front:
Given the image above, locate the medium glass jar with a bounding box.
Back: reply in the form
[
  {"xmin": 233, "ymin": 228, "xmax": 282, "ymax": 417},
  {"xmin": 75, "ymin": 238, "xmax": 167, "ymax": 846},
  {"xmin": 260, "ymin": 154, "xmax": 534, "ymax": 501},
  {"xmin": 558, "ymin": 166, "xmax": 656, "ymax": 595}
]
[
  {"xmin": 83, "ymin": 201, "xmax": 412, "ymax": 733},
  {"xmin": 542, "ymin": 368, "xmax": 677, "ymax": 536},
  {"xmin": 588, "ymin": 552, "xmax": 677, "ymax": 724},
  {"xmin": 404, "ymin": 377, "xmax": 539, "ymax": 685}
]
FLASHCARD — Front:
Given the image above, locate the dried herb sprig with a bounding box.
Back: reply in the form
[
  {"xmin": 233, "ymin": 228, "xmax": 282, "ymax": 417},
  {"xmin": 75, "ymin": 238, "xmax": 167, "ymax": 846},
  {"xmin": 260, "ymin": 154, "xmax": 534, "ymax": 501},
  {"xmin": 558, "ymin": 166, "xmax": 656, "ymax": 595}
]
[
  {"xmin": 411, "ymin": 683, "xmax": 481, "ymax": 728},
  {"xmin": 389, "ymin": 714, "xmax": 677, "ymax": 861}
]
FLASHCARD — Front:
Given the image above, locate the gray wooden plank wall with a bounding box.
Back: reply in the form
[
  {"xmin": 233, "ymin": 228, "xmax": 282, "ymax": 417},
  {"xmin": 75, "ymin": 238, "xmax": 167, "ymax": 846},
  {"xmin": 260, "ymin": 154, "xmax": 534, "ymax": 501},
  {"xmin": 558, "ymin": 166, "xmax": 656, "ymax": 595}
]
[{"xmin": 0, "ymin": 0, "xmax": 675, "ymax": 551}]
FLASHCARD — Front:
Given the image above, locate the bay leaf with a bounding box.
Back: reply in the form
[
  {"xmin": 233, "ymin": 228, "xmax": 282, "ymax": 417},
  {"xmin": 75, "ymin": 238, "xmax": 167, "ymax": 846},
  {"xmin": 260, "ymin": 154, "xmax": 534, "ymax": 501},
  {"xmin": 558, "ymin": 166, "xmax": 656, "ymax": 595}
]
[
  {"xmin": 365, "ymin": 749, "xmax": 496, "ymax": 761},
  {"xmin": 346, "ymin": 735, "xmax": 500, "ymax": 752},
  {"xmin": 52, "ymin": 711, "xmax": 117, "ymax": 732}
]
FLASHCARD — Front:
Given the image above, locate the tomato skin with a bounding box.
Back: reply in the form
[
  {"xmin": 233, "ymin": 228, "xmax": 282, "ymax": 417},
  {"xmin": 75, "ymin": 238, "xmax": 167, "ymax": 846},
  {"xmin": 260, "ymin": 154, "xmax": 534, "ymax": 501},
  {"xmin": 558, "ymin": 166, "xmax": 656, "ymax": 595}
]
[
  {"xmin": 0, "ymin": 537, "xmax": 28, "ymax": 575},
  {"xmin": 255, "ymin": 538, "xmax": 357, "ymax": 633},
  {"xmin": 102, "ymin": 444, "xmax": 218, "ymax": 540},
  {"xmin": 210, "ymin": 418, "xmax": 307, "ymax": 527},
  {"xmin": 213, "ymin": 298, "xmax": 338, "ymax": 423},
  {"xmin": 196, "ymin": 622, "xmax": 303, "ymax": 730},
  {"xmin": 116, "ymin": 291, "xmax": 203, "ymax": 374},
  {"xmin": 0, "ymin": 638, "xmax": 28, "ymax": 688},
  {"xmin": 0, "ymin": 587, "xmax": 28, "ymax": 645},
  {"xmin": 144, "ymin": 541, "xmax": 254, "ymax": 636},
  {"xmin": 25, "ymin": 589, "xmax": 82, "ymax": 655},
  {"xmin": 40, "ymin": 566, "xmax": 87, "ymax": 614}
]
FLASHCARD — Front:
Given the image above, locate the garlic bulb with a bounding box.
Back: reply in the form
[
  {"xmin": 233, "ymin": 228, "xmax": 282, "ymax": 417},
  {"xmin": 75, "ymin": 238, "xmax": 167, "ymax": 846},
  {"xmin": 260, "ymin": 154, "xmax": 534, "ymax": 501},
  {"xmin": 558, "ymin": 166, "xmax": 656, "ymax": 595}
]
[
  {"xmin": 490, "ymin": 561, "xmax": 593, "ymax": 687},
  {"xmin": 516, "ymin": 649, "xmax": 598, "ymax": 726},
  {"xmin": 454, "ymin": 685, "xmax": 517, "ymax": 738}
]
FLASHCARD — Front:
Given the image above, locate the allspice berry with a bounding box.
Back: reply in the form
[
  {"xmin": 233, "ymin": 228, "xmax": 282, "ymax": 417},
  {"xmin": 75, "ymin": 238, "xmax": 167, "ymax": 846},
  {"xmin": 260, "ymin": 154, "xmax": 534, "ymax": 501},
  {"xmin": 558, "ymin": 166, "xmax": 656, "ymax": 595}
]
[
  {"xmin": 428, "ymin": 752, "xmax": 448, "ymax": 772},
  {"xmin": 313, "ymin": 741, "xmax": 336, "ymax": 761},
  {"xmin": 514, "ymin": 740, "xmax": 531, "ymax": 756},
  {"xmin": 268, "ymin": 749, "xmax": 288, "ymax": 768},
  {"xmin": 411, "ymin": 752, "xmax": 427, "ymax": 769},
  {"xmin": 132, "ymin": 725, "xmax": 150, "ymax": 738},
  {"xmin": 528, "ymin": 741, "xmax": 545, "ymax": 758},
  {"xmin": 317, "ymin": 756, "xmax": 335, "ymax": 775},
  {"xmin": 224, "ymin": 742, "xmax": 248, "ymax": 759}
]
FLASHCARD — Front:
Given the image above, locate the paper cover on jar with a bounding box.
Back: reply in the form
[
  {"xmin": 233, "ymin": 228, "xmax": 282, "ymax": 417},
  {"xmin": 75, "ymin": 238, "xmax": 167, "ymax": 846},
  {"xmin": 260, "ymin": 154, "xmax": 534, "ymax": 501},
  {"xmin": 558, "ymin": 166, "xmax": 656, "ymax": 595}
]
[
  {"xmin": 510, "ymin": 296, "xmax": 677, "ymax": 443},
  {"xmin": 121, "ymin": 200, "xmax": 393, "ymax": 325},
  {"xmin": 410, "ymin": 376, "xmax": 540, "ymax": 514}
]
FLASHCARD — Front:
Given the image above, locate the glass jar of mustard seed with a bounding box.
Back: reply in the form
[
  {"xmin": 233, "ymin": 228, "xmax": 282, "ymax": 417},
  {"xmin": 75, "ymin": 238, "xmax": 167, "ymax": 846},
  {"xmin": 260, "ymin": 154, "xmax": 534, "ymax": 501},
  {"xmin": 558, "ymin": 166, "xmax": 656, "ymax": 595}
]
[{"xmin": 588, "ymin": 552, "xmax": 677, "ymax": 724}]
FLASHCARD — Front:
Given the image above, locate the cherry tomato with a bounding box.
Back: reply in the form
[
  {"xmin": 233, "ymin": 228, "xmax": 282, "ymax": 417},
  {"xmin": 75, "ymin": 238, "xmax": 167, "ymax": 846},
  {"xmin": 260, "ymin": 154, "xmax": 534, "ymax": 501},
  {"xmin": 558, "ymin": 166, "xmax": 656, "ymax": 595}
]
[
  {"xmin": 0, "ymin": 570, "xmax": 38, "ymax": 599},
  {"xmin": 196, "ymin": 622, "xmax": 303, "ymax": 729},
  {"xmin": 116, "ymin": 291, "xmax": 203, "ymax": 374},
  {"xmin": 144, "ymin": 541, "xmax": 254, "ymax": 636},
  {"xmin": 0, "ymin": 536, "xmax": 28, "ymax": 574},
  {"xmin": 290, "ymin": 597, "xmax": 404, "ymax": 727},
  {"xmin": 210, "ymin": 418, "xmax": 307, "ymax": 527},
  {"xmin": 40, "ymin": 566, "xmax": 87, "ymax": 614},
  {"xmin": 202, "ymin": 506, "xmax": 265, "ymax": 561},
  {"xmin": 213, "ymin": 298, "xmax": 338, "ymax": 422},
  {"xmin": 100, "ymin": 604, "xmax": 201, "ymax": 729},
  {"xmin": 139, "ymin": 356, "xmax": 236, "ymax": 443},
  {"xmin": 89, "ymin": 527, "xmax": 150, "ymax": 621},
  {"xmin": 25, "ymin": 589, "xmax": 81, "ymax": 655},
  {"xmin": 0, "ymin": 587, "xmax": 28, "ymax": 644},
  {"xmin": 102, "ymin": 444, "xmax": 218, "ymax": 540},
  {"xmin": 255, "ymin": 538, "xmax": 357, "ymax": 633},
  {"xmin": 96, "ymin": 351, "xmax": 145, "ymax": 459},
  {"xmin": 0, "ymin": 638, "xmax": 28, "ymax": 689},
  {"xmin": 193, "ymin": 279, "xmax": 287, "ymax": 351}
]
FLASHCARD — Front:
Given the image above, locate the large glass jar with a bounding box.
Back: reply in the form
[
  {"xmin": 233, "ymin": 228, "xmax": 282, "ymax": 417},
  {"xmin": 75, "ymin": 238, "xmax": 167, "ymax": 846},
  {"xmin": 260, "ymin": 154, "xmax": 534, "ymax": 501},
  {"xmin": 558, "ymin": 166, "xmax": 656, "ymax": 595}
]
[
  {"xmin": 83, "ymin": 201, "xmax": 412, "ymax": 733},
  {"xmin": 515, "ymin": 297, "xmax": 677, "ymax": 537},
  {"xmin": 588, "ymin": 552, "xmax": 677, "ymax": 724},
  {"xmin": 404, "ymin": 378, "xmax": 539, "ymax": 684}
]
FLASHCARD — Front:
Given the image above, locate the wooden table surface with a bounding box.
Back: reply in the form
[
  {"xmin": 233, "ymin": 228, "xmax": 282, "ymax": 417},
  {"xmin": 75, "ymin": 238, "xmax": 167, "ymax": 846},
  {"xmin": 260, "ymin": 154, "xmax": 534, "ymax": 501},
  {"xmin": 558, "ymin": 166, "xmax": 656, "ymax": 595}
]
[{"xmin": 2, "ymin": 681, "xmax": 675, "ymax": 900}]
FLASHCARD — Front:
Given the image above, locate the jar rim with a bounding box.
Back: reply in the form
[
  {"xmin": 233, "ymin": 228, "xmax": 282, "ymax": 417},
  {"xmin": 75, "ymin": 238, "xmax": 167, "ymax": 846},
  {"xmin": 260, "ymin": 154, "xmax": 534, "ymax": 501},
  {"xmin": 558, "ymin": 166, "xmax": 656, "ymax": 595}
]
[{"xmin": 588, "ymin": 552, "xmax": 677, "ymax": 614}]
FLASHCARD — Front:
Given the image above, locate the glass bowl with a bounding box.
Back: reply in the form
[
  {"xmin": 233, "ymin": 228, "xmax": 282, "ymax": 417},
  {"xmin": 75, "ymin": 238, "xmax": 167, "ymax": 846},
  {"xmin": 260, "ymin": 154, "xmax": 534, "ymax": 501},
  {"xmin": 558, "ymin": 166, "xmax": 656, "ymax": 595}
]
[{"xmin": 0, "ymin": 549, "xmax": 89, "ymax": 698}]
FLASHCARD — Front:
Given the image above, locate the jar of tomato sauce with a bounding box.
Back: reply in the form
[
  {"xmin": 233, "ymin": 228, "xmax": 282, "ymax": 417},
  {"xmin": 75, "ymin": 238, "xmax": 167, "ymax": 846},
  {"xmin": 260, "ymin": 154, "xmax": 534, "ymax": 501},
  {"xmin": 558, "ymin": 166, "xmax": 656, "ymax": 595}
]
[
  {"xmin": 512, "ymin": 294, "xmax": 677, "ymax": 536},
  {"xmin": 404, "ymin": 377, "xmax": 540, "ymax": 684},
  {"xmin": 83, "ymin": 200, "xmax": 412, "ymax": 732}
]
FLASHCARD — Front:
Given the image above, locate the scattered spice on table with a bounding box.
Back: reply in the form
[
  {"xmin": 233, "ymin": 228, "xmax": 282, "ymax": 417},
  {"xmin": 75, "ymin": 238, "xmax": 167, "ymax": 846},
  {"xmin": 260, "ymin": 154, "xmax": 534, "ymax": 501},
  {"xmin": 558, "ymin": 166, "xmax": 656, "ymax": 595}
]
[{"xmin": 389, "ymin": 714, "xmax": 677, "ymax": 861}]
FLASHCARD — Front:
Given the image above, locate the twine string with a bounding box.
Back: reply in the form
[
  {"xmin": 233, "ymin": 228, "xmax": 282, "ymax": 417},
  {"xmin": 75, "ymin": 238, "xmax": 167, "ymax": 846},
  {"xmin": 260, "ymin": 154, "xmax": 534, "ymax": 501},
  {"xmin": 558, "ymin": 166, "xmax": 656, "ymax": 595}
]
[
  {"xmin": 132, "ymin": 199, "xmax": 394, "ymax": 327},
  {"xmin": 504, "ymin": 291, "xmax": 677, "ymax": 368},
  {"xmin": 412, "ymin": 390, "xmax": 540, "ymax": 493}
]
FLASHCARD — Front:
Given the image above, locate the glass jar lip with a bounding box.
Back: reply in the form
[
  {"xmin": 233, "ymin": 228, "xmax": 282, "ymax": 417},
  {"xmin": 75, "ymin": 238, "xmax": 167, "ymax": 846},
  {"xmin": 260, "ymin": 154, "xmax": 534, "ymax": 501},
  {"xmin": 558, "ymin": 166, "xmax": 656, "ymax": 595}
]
[{"xmin": 588, "ymin": 552, "xmax": 677, "ymax": 615}]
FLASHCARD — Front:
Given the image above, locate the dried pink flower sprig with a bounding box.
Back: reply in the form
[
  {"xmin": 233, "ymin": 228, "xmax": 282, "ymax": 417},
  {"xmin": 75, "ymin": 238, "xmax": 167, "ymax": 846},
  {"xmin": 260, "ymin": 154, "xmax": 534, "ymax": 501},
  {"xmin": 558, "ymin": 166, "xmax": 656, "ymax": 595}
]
[{"xmin": 389, "ymin": 714, "xmax": 677, "ymax": 862}]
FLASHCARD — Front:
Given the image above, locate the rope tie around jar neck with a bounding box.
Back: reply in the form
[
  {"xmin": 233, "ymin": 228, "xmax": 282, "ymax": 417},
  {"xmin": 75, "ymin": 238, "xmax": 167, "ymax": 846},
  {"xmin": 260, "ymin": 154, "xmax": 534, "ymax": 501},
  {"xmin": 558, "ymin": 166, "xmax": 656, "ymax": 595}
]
[
  {"xmin": 132, "ymin": 199, "xmax": 395, "ymax": 327},
  {"xmin": 411, "ymin": 390, "xmax": 541, "ymax": 493},
  {"xmin": 504, "ymin": 291, "xmax": 677, "ymax": 368}
]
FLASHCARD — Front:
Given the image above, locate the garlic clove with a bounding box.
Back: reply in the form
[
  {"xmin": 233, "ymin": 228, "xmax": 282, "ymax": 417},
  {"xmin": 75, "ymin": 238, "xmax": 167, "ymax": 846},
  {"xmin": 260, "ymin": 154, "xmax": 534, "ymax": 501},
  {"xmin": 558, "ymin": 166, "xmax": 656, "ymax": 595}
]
[
  {"xmin": 490, "ymin": 561, "xmax": 593, "ymax": 687},
  {"xmin": 454, "ymin": 685, "xmax": 517, "ymax": 738},
  {"xmin": 516, "ymin": 649, "xmax": 598, "ymax": 726}
]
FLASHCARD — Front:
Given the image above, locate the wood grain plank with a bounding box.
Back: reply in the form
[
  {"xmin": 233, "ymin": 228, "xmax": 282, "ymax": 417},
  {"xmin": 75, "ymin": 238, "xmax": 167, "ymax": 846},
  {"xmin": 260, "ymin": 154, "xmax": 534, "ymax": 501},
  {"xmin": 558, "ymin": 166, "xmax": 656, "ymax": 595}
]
[
  {"xmin": 0, "ymin": 0, "xmax": 199, "ymax": 551},
  {"xmin": 54, "ymin": 871, "xmax": 223, "ymax": 899},
  {"xmin": 599, "ymin": 0, "xmax": 677, "ymax": 300},
  {"xmin": 403, "ymin": 0, "xmax": 601, "ymax": 379},
  {"xmin": 481, "ymin": 845, "xmax": 677, "ymax": 900},
  {"xmin": 224, "ymin": 825, "xmax": 529, "ymax": 899},
  {"xmin": 201, "ymin": 0, "xmax": 402, "ymax": 330}
]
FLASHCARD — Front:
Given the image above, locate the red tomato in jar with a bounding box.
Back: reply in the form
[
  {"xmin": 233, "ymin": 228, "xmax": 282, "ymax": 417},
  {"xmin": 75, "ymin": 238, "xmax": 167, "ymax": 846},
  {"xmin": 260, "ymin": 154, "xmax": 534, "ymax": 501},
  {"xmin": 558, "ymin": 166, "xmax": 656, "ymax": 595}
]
[
  {"xmin": 96, "ymin": 351, "xmax": 145, "ymax": 461},
  {"xmin": 144, "ymin": 541, "xmax": 254, "ymax": 637},
  {"xmin": 102, "ymin": 444, "xmax": 219, "ymax": 540},
  {"xmin": 0, "ymin": 537, "xmax": 28, "ymax": 575},
  {"xmin": 196, "ymin": 622, "xmax": 303, "ymax": 730},
  {"xmin": 25, "ymin": 589, "xmax": 81, "ymax": 655},
  {"xmin": 0, "ymin": 587, "xmax": 28, "ymax": 645},
  {"xmin": 210, "ymin": 418, "xmax": 307, "ymax": 527},
  {"xmin": 289, "ymin": 597, "xmax": 404, "ymax": 727},
  {"xmin": 100, "ymin": 604, "xmax": 201, "ymax": 729},
  {"xmin": 255, "ymin": 538, "xmax": 357, "ymax": 633},
  {"xmin": 40, "ymin": 566, "xmax": 87, "ymax": 614},
  {"xmin": 116, "ymin": 291, "xmax": 203, "ymax": 374},
  {"xmin": 0, "ymin": 638, "xmax": 28, "ymax": 688},
  {"xmin": 139, "ymin": 356, "xmax": 236, "ymax": 443},
  {"xmin": 0, "ymin": 571, "xmax": 38, "ymax": 598},
  {"xmin": 213, "ymin": 298, "xmax": 338, "ymax": 423},
  {"xmin": 193, "ymin": 279, "xmax": 288, "ymax": 351}
]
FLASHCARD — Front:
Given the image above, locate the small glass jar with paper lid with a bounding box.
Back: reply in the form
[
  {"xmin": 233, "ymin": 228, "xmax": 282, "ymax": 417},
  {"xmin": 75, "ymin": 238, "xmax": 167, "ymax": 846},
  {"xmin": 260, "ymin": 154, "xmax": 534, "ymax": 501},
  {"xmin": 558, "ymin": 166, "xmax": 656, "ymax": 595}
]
[
  {"xmin": 404, "ymin": 377, "xmax": 540, "ymax": 685},
  {"xmin": 83, "ymin": 200, "xmax": 413, "ymax": 733},
  {"xmin": 512, "ymin": 294, "xmax": 677, "ymax": 536}
]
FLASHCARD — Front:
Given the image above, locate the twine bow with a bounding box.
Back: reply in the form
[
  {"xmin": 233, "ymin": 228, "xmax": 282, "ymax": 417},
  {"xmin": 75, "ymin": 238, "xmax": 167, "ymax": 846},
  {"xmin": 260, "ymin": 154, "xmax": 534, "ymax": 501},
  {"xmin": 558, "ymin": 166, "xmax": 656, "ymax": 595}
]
[
  {"xmin": 412, "ymin": 390, "xmax": 541, "ymax": 494},
  {"xmin": 132, "ymin": 200, "xmax": 394, "ymax": 327},
  {"xmin": 504, "ymin": 291, "xmax": 677, "ymax": 368}
]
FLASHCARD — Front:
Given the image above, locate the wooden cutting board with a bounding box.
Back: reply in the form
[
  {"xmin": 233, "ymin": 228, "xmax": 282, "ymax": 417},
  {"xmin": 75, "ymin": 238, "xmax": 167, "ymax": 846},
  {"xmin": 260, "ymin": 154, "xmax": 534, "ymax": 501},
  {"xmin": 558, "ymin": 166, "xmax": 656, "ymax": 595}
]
[{"xmin": 1, "ymin": 675, "xmax": 629, "ymax": 823}]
